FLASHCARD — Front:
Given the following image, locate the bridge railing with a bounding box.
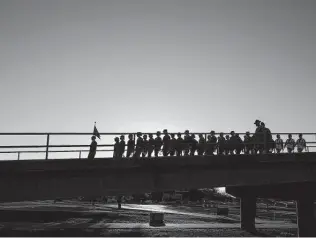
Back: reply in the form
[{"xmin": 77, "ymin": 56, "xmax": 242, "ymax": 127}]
[{"xmin": 0, "ymin": 132, "xmax": 315, "ymax": 161}]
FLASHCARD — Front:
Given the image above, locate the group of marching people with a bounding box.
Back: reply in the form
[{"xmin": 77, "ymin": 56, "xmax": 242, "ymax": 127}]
[
  {"xmin": 110, "ymin": 120, "xmax": 307, "ymax": 159},
  {"xmin": 87, "ymin": 119, "xmax": 307, "ymax": 160}
]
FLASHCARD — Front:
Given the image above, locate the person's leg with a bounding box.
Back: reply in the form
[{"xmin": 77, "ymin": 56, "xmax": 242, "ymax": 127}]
[
  {"xmin": 154, "ymin": 149, "xmax": 159, "ymax": 157},
  {"xmin": 148, "ymin": 149, "xmax": 153, "ymax": 158}
]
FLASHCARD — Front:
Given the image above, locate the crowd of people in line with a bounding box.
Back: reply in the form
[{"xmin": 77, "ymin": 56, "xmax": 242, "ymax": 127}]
[{"xmin": 87, "ymin": 120, "xmax": 307, "ymax": 160}]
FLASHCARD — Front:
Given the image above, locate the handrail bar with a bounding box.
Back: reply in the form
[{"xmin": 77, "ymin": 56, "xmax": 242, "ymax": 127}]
[
  {"xmin": 0, "ymin": 132, "xmax": 315, "ymax": 136},
  {"xmin": 0, "ymin": 149, "xmax": 113, "ymax": 154},
  {"xmin": 0, "ymin": 141, "xmax": 316, "ymax": 149}
]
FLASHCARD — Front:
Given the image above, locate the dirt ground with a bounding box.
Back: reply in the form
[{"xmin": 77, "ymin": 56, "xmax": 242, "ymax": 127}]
[{"xmin": 0, "ymin": 201, "xmax": 297, "ymax": 237}]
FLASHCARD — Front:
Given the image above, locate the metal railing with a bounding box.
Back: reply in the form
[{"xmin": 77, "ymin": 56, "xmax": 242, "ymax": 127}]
[{"xmin": 0, "ymin": 132, "xmax": 315, "ymax": 161}]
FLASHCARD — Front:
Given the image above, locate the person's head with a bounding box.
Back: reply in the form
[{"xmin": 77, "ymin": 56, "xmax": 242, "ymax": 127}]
[
  {"xmin": 114, "ymin": 137, "xmax": 119, "ymax": 142},
  {"xmin": 185, "ymin": 130, "xmax": 189, "ymax": 135},
  {"xmin": 143, "ymin": 134, "xmax": 147, "ymax": 140},
  {"xmin": 149, "ymin": 133, "xmax": 153, "ymax": 138},
  {"xmin": 220, "ymin": 132, "xmax": 224, "ymax": 137},
  {"xmin": 128, "ymin": 134, "xmax": 133, "ymax": 139},
  {"xmin": 207, "ymin": 135, "xmax": 212, "ymax": 140},
  {"xmin": 299, "ymin": 133, "xmax": 303, "ymax": 138},
  {"xmin": 225, "ymin": 135, "xmax": 229, "ymax": 139},
  {"xmin": 163, "ymin": 129, "xmax": 168, "ymax": 135},
  {"xmin": 230, "ymin": 131, "xmax": 235, "ymax": 136},
  {"xmin": 261, "ymin": 122, "xmax": 265, "ymax": 128},
  {"xmin": 288, "ymin": 134, "xmax": 292, "ymax": 138},
  {"xmin": 120, "ymin": 135, "xmax": 125, "ymax": 141},
  {"xmin": 156, "ymin": 131, "xmax": 161, "ymax": 136},
  {"xmin": 191, "ymin": 134, "xmax": 196, "ymax": 139},
  {"xmin": 277, "ymin": 134, "xmax": 280, "ymax": 139},
  {"xmin": 254, "ymin": 119, "xmax": 261, "ymax": 127},
  {"xmin": 91, "ymin": 135, "xmax": 96, "ymax": 141},
  {"xmin": 236, "ymin": 133, "xmax": 239, "ymax": 137},
  {"xmin": 246, "ymin": 131, "xmax": 250, "ymax": 136},
  {"xmin": 199, "ymin": 133, "xmax": 203, "ymax": 138},
  {"xmin": 177, "ymin": 132, "xmax": 182, "ymax": 138},
  {"xmin": 137, "ymin": 132, "xmax": 142, "ymax": 138},
  {"xmin": 210, "ymin": 130, "xmax": 215, "ymax": 135},
  {"xmin": 171, "ymin": 133, "xmax": 175, "ymax": 138}
]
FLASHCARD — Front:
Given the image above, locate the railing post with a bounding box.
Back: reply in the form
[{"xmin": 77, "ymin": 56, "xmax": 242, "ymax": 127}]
[
  {"xmin": 17, "ymin": 152, "xmax": 20, "ymax": 160},
  {"xmin": 79, "ymin": 151, "xmax": 81, "ymax": 159},
  {"xmin": 45, "ymin": 134, "xmax": 50, "ymax": 160}
]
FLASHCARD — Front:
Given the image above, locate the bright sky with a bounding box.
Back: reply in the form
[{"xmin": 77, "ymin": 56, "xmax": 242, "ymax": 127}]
[{"xmin": 0, "ymin": 0, "xmax": 316, "ymax": 161}]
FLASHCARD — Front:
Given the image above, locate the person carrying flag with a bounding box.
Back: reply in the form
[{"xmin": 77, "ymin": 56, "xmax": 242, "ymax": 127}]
[
  {"xmin": 88, "ymin": 122, "xmax": 100, "ymax": 160},
  {"xmin": 88, "ymin": 136, "xmax": 97, "ymax": 160},
  {"xmin": 93, "ymin": 122, "xmax": 101, "ymax": 140}
]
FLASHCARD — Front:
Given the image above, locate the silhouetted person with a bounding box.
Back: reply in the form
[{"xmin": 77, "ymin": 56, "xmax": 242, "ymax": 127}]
[
  {"xmin": 183, "ymin": 130, "xmax": 191, "ymax": 156},
  {"xmin": 198, "ymin": 134, "xmax": 206, "ymax": 156},
  {"xmin": 88, "ymin": 136, "xmax": 97, "ymax": 160},
  {"xmin": 134, "ymin": 132, "xmax": 143, "ymax": 158},
  {"xmin": 190, "ymin": 134, "xmax": 198, "ymax": 156},
  {"xmin": 169, "ymin": 133, "xmax": 177, "ymax": 156},
  {"xmin": 209, "ymin": 131, "xmax": 217, "ymax": 155},
  {"xmin": 275, "ymin": 134, "xmax": 284, "ymax": 154},
  {"xmin": 244, "ymin": 131, "xmax": 252, "ymax": 155},
  {"xmin": 154, "ymin": 131, "xmax": 163, "ymax": 157},
  {"xmin": 253, "ymin": 119, "xmax": 263, "ymax": 154},
  {"xmin": 162, "ymin": 129, "xmax": 170, "ymax": 156},
  {"xmin": 119, "ymin": 135, "xmax": 125, "ymax": 158},
  {"xmin": 261, "ymin": 122, "xmax": 273, "ymax": 153},
  {"xmin": 285, "ymin": 134, "xmax": 295, "ymax": 153},
  {"xmin": 175, "ymin": 132, "xmax": 183, "ymax": 156},
  {"xmin": 217, "ymin": 133, "xmax": 225, "ymax": 155},
  {"xmin": 205, "ymin": 135, "xmax": 213, "ymax": 155},
  {"xmin": 235, "ymin": 133, "xmax": 243, "ymax": 155},
  {"xmin": 113, "ymin": 137, "xmax": 120, "ymax": 158},
  {"xmin": 224, "ymin": 135, "xmax": 231, "ymax": 155},
  {"xmin": 148, "ymin": 133, "xmax": 155, "ymax": 158},
  {"xmin": 296, "ymin": 134, "xmax": 306, "ymax": 153},
  {"xmin": 229, "ymin": 131, "xmax": 236, "ymax": 155},
  {"xmin": 142, "ymin": 134, "xmax": 148, "ymax": 158},
  {"xmin": 126, "ymin": 134, "xmax": 135, "ymax": 158}
]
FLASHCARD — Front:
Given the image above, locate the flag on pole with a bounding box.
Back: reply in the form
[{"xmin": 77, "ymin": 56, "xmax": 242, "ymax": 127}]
[{"xmin": 93, "ymin": 122, "xmax": 101, "ymax": 139}]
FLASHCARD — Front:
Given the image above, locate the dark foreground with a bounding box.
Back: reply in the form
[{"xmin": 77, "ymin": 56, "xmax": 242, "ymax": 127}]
[
  {"xmin": 0, "ymin": 228, "xmax": 296, "ymax": 237},
  {"xmin": 0, "ymin": 201, "xmax": 297, "ymax": 237}
]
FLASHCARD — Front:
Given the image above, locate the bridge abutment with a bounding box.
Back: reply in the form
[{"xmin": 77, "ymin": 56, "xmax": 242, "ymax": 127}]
[
  {"xmin": 240, "ymin": 195, "xmax": 257, "ymax": 232},
  {"xmin": 227, "ymin": 183, "xmax": 316, "ymax": 237},
  {"xmin": 296, "ymin": 197, "xmax": 316, "ymax": 237}
]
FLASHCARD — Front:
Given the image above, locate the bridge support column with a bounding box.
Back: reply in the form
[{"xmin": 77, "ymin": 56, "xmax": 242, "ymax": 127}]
[
  {"xmin": 296, "ymin": 197, "xmax": 316, "ymax": 237},
  {"xmin": 240, "ymin": 195, "xmax": 256, "ymax": 232}
]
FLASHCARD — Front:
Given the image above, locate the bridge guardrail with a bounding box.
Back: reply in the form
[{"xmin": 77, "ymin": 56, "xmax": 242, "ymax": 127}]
[{"xmin": 0, "ymin": 132, "xmax": 314, "ymax": 160}]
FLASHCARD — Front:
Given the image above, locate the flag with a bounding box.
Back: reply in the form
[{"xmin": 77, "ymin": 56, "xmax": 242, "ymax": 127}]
[{"xmin": 93, "ymin": 122, "xmax": 101, "ymax": 139}]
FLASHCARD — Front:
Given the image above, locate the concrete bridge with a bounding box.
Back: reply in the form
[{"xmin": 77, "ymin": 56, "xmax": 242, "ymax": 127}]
[
  {"xmin": 1, "ymin": 152, "xmax": 316, "ymax": 236},
  {"xmin": 1, "ymin": 132, "xmax": 316, "ymax": 236}
]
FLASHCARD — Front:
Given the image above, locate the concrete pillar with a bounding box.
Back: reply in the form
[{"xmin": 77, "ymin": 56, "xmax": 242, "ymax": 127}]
[
  {"xmin": 240, "ymin": 195, "xmax": 256, "ymax": 232},
  {"xmin": 296, "ymin": 197, "xmax": 316, "ymax": 237}
]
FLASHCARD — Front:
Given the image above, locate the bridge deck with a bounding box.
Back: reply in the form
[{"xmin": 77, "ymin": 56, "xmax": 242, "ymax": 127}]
[
  {"xmin": 0, "ymin": 152, "xmax": 315, "ymax": 202},
  {"xmin": 0, "ymin": 152, "xmax": 315, "ymax": 174}
]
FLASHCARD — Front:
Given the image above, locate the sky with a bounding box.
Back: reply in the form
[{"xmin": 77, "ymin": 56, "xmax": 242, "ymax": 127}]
[{"xmin": 0, "ymin": 0, "xmax": 316, "ymax": 161}]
